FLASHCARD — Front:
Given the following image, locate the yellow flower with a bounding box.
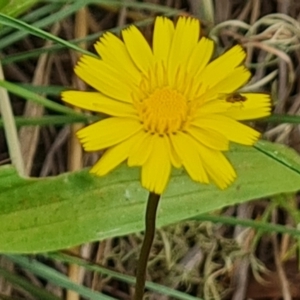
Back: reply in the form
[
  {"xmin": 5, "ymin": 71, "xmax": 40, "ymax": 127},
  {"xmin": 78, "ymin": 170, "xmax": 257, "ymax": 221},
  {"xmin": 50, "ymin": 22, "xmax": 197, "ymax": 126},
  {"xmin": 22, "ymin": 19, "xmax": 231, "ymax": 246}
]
[{"xmin": 62, "ymin": 16, "xmax": 271, "ymax": 194}]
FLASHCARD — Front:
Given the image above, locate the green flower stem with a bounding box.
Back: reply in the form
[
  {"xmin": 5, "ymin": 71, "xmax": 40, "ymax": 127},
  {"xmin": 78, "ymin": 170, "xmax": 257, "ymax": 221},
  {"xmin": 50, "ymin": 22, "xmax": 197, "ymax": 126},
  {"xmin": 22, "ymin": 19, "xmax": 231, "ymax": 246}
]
[{"xmin": 134, "ymin": 192, "xmax": 161, "ymax": 300}]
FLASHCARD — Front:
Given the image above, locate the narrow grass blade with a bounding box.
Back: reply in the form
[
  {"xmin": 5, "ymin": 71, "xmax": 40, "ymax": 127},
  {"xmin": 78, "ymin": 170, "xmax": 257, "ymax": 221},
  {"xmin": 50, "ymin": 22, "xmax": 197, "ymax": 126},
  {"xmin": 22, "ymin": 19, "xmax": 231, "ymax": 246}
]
[
  {"xmin": 0, "ymin": 267, "xmax": 60, "ymax": 300},
  {"xmin": 266, "ymin": 114, "xmax": 300, "ymax": 124},
  {"xmin": 6, "ymin": 255, "xmax": 116, "ymax": 300},
  {"xmin": 48, "ymin": 252, "xmax": 202, "ymax": 300},
  {"xmin": 193, "ymin": 214, "xmax": 300, "ymax": 237},
  {"xmin": 0, "ymin": 66, "xmax": 24, "ymax": 175},
  {"xmin": 0, "ymin": 115, "xmax": 99, "ymax": 127},
  {"xmin": 0, "ymin": 12, "xmax": 95, "ymax": 56},
  {"xmin": 0, "ymin": 0, "xmax": 40, "ymax": 18},
  {"xmin": 0, "ymin": 80, "xmax": 82, "ymax": 116}
]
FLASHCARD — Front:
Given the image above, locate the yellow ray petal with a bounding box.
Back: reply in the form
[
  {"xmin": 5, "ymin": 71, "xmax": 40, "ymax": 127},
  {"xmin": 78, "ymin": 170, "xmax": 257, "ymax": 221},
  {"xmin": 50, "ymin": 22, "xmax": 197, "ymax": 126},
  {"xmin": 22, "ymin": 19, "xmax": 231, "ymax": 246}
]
[
  {"xmin": 224, "ymin": 93, "xmax": 272, "ymax": 120},
  {"xmin": 128, "ymin": 132, "xmax": 154, "ymax": 166},
  {"xmin": 187, "ymin": 37, "xmax": 214, "ymax": 77},
  {"xmin": 199, "ymin": 66, "xmax": 251, "ymax": 101},
  {"xmin": 90, "ymin": 130, "xmax": 144, "ymax": 176},
  {"xmin": 75, "ymin": 56, "xmax": 135, "ymax": 103},
  {"xmin": 165, "ymin": 136, "xmax": 182, "ymax": 168},
  {"xmin": 77, "ymin": 118, "xmax": 142, "ymax": 151},
  {"xmin": 94, "ymin": 32, "xmax": 141, "ymax": 82},
  {"xmin": 170, "ymin": 132, "xmax": 209, "ymax": 184},
  {"xmin": 168, "ymin": 17, "xmax": 200, "ymax": 86},
  {"xmin": 187, "ymin": 126, "xmax": 229, "ymax": 150},
  {"xmin": 141, "ymin": 136, "xmax": 171, "ymax": 194},
  {"xmin": 153, "ymin": 17, "xmax": 175, "ymax": 63},
  {"xmin": 122, "ymin": 25, "xmax": 154, "ymax": 74},
  {"xmin": 62, "ymin": 91, "xmax": 137, "ymax": 117},
  {"xmin": 192, "ymin": 114, "xmax": 260, "ymax": 145},
  {"xmin": 198, "ymin": 45, "xmax": 246, "ymax": 89},
  {"xmin": 196, "ymin": 99, "xmax": 229, "ymax": 115},
  {"xmin": 197, "ymin": 144, "xmax": 236, "ymax": 189}
]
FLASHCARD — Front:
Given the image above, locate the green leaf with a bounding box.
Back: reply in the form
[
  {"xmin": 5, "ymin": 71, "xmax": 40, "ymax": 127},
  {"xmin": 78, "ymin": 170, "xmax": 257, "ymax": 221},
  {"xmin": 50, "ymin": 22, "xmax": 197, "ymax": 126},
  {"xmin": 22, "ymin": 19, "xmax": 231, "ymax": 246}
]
[
  {"xmin": 255, "ymin": 140, "xmax": 300, "ymax": 173},
  {"xmin": 47, "ymin": 252, "xmax": 202, "ymax": 300},
  {"xmin": 0, "ymin": 80, "xmax": 81, "ymax": 116},
  {"xmin": 0, "ymin": 12, "xmax": 95, "ymax": 56},
  {"xmin": 0, "ymin": 0, "xmax": 9, "ymax": 11},
  {"xmin": 0, "ymin": 115, "xmax": 99, "ymax": 127},
  {"xmin": 5, "ymin": 255, "xmax": 115, "ymax": 300},
  {"xmin": 0, "ymin": 142, "xmax": 299, "ymax": 253},
  {"xmin": 16, "ymin": 83, "xmax": 66, "ymax": 96},
  {"xmin": 0, "ymin": 0, "xmax": 40, "ymax": 18},
  {"xmin": 0, "ymin": 266, "xmax": 61, "ymax": 300},
  {"xmin": 267, "ymin": 114, "xmax": 300, "ymax": 124},
  {"xmin": 193, "ymin": 214, "xmax": 300, "ymax": 238}
]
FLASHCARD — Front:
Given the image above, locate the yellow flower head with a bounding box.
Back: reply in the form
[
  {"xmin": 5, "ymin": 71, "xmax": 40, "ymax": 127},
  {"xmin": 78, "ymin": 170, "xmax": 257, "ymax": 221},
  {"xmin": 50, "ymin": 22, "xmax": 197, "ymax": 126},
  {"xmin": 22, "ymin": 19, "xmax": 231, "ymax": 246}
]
[{"xmin": 62, "ymin": 17, "xmax": 271, "ymax": 194}]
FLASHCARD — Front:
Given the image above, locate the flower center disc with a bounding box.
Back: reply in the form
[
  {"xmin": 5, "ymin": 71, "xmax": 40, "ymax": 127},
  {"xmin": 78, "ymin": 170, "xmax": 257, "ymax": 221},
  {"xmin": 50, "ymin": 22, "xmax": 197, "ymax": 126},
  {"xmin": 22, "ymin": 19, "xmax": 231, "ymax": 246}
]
[{"xmin": 140, "ymin": 87, "xmax": 188, "ymax": 134}]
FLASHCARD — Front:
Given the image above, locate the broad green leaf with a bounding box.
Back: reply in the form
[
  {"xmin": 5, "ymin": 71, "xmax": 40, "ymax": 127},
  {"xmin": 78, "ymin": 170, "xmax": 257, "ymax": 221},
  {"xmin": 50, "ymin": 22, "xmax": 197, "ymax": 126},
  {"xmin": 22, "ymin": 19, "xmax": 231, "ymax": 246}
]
[
  {"xmin": 255, "ymin": 140, "xmax": 300, "ymax": 172},
  {"xmin": 0, "ymin": 142, "xmax": 299, "ymax": 253}
]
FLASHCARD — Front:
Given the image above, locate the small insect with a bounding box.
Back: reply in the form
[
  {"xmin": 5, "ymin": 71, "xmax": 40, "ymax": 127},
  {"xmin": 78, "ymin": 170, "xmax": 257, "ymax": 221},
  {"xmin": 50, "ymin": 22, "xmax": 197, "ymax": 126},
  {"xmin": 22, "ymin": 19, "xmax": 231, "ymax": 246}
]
[{"xmin": 225, "ymin": 93, "xmax": 247, "ymax": 103}]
